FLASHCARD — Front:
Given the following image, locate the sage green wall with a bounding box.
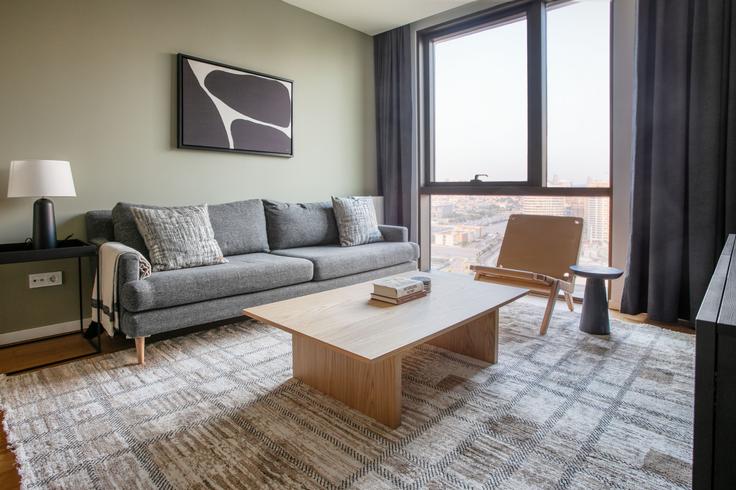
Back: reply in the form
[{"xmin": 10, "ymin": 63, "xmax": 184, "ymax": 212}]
[{"xmin": 0, "ymin": 0, "xmax": 376, "ymax": 335}]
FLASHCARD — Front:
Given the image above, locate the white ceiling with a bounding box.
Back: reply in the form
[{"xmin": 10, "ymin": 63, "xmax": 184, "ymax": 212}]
[{"xmin": 282, "ymin": 0, "xmax": 479, "ymax": 35}]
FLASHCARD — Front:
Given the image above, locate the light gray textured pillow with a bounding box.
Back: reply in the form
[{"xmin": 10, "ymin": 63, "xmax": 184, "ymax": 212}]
[
  {"xmin": 130, "ymin": 204, "xmax": 227, "ymax": 272},
  {"xmin": 331, "ymin": 196, "xmax": 383, "ymax": 247}
]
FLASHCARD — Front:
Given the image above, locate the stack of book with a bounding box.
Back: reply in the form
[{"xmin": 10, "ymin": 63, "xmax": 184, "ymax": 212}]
[{"xmin": 371, "ymin": 277, "xmax": 427, "ymax": 305}]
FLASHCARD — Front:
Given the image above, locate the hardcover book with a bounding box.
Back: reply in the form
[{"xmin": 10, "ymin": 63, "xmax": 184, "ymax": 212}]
[
  {"xmin": 372, "ymin": 277, "xmax": 425, "ymax": 298},
  {"xmin": 370, "ymin": 290, "xmax": 427, "ymax": 305}
]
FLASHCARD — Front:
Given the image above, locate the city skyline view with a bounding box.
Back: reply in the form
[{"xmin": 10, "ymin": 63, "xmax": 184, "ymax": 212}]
[{"xmin": 430, "ymin": 191, "xmax": 609, "ymax": 296}]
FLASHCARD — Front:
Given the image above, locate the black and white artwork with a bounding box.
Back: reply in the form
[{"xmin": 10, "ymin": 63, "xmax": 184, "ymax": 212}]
[{"xmin": 177, "ymin": 54, "xmax": 293, "ymax": 156}]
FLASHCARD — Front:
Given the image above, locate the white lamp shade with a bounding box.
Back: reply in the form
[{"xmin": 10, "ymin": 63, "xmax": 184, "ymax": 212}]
[{"xmin": 7, "ymin": 160, "xmax": 77, "ymax": 198}]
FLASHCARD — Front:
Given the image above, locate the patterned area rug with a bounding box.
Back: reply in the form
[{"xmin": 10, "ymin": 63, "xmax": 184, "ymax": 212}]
[{"xmin": 1, "ymin": 301, "xmax": 694, "ymax": 489}]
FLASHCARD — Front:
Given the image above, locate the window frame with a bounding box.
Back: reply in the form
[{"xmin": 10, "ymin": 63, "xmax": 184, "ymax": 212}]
[{"xmin": 417, "ymin": 0, "xmax": 611, "ymax": 198}]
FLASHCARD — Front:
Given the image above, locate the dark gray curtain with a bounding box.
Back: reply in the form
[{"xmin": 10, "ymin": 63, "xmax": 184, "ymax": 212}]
[
  {"xmin": 374, "ymin": 25, "xmax": 416, "ymax": 239},
  {"xmin": 622, "ymin": 0, "xmax": 736, "ymax": 323}
]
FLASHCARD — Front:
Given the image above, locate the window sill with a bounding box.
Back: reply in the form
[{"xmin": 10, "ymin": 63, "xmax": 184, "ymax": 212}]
[{"xmin": 420, "ymin": 184, "xmax": 611, "ymax": 197}]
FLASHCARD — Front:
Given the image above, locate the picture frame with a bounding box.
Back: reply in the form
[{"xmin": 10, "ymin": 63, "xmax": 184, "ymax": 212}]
[{"xmin": 177, "ymin": 53, "xmax": 294, "ymax": 157}]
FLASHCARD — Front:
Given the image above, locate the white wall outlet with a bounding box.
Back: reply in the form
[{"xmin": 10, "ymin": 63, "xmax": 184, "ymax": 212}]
[{"xmin": 28, "ymin": 271, "xmax": 63, "ymax": 289}]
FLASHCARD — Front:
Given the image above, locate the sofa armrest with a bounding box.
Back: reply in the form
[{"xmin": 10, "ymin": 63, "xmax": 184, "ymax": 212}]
[
  {"xmin": 118, "ymin": 253, "xmax": 143, "ymax": 286},
  {"xmin": 89, "ymin": 243, "xmax": 142, "ymax": 315},
  {"xmin": 90, "ymin": 239, "xmax": 141, "ymax": 286},
  {"xmin": 378, "ymin": 224, "xmax": 408, "ymax": 242},
  {"xmin": 89, "ymin": 237, "xmax": 108, "ymax": 248}
]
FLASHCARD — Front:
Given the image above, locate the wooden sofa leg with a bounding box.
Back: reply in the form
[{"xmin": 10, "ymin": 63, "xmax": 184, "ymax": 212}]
[
  {"xmin": 539, "ymin": 282, "xmax": 560, "ymax": 336},
  {"xmin": 135, "ymin": 337, "xmax": 146, "ymax": 365},
  {"xmin": 564, "ymin": 291, "xmax": 575, "ymax": 312}
]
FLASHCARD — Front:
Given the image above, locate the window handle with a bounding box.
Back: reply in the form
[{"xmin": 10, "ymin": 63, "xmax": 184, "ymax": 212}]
[{"xmin": 471, "ymin": 174, "xmax": 488, "ymax": 183}]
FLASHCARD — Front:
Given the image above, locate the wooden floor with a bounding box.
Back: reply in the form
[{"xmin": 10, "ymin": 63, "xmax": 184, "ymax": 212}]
[
  {"xmin": 0, "ymin": 301, "xmax": 693, "ymax": 489},
  {"xmin": 0, "ymin": 334, "xmax": 118, "ymax": 374},
  {"xmin": 0, "ymin": 413, "xmax": 20, "ymax": 490}
]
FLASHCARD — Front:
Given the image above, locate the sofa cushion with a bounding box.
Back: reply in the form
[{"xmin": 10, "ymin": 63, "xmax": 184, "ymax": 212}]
[
  {"xmin": 121, "ymin": 253, "xmax": 313, "ymax": 312},
  {"xmin": 263, "ymin": 200, "xmax": 339, "ymax": 249},
  {"xmin": 207, "ymin": 199, "xmax": 270, "ymax": 255},
  {"xmin": 271, "ymin": 242, "xmax": 420, "ymax": 281}
]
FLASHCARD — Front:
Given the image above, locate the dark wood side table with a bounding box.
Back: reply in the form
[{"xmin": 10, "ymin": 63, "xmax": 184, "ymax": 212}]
[
  {"xmin": 569, "ymin": 264, "xmax": 624, "ymax": 335},
  {"xmin": 0, "ymin": 239, "xmax": 101, "ymax": 372}
]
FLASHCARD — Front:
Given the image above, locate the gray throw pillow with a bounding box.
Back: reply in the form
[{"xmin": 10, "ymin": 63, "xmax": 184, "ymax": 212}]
[
  {"xmin": 331, "ymin": 196, "xmax": 383, "ymax": 247},
  {"xmin": 130, "ymin": 204, "xmax": 227, "ymax": 272},
  {"xmin": 208, "ymin": 199, "xmax": 270, "ymax": 255},
  {"xmin": 263, "ymin": 200, "xmax": 339, "ymax": 249}
]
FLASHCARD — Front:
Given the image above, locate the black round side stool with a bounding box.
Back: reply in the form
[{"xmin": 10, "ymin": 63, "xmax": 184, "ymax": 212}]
[{"xmin": 569, "ymin": 265, "xmax": 624, "ymax": 335}]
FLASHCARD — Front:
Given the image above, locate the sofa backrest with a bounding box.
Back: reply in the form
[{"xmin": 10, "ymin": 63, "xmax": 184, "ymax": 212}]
[
  {"xmin": 263, "ymin": 200, "xmax": 339, "ymax": 250},
  {"xmin": 369, "ymin": 196, "xmax": 384, "ymax": 225},
  {"xmin": 85, "ymin": 210, "xmax": 115, "ymax": 243},
  {"xmin": 110, "ymin": 202, "xmax": 152, "ymax": 256},
  {"xmin": 86, "ymin": 197, "xmax": 386, "ymax": 255},
  {"xmin": 207, "ymin": 200, "xmax": 270, "ymax": 255},
  {"xmin": 87, "ymin": 200, "xmax": 270, "ymax": 257}
]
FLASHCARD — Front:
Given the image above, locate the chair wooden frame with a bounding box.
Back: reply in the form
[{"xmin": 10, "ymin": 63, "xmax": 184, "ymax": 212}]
[
  {"xmin": 470, "ymin": 265, "xmax": 575, "ymax": 335},
  {"xmin": 470, "ymin": 214, "xmax": 583, "ymax": 336}
]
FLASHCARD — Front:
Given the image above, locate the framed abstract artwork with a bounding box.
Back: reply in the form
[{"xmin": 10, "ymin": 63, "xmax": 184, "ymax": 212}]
[{"xmin": 177, "ymin": 53, "xmax": 293, "ymax": 157}]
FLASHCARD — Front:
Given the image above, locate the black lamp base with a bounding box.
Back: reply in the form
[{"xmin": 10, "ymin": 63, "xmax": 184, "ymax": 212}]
[{"xmin": 32, "ymin": 198, "xmax": 57, "ymax": 249}]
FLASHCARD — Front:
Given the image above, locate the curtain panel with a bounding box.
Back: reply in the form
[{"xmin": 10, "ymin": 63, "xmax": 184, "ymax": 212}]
[
  {"xmin": 374, "ymin": 25, "xmax": 416, "ymax": 239},
  {"xmin": 622, "ymin": 0, "xmax": 736, "ymax": 322}
]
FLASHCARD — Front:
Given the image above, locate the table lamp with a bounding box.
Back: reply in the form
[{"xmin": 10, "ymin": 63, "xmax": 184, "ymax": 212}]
[{"xmin": 7, "ymin": 160, "xmax": 77, "ymax": 249}]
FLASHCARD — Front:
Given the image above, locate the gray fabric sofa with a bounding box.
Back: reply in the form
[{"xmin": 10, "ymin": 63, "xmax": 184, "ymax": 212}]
[{"xmin": 85, "ymin": 199, "xmax": 419, "ymax": 344}]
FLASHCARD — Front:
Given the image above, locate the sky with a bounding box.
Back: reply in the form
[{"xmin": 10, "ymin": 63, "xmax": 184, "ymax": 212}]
[{"xmin": 433, "ymin": 0, "xmax": 611, "ymax": 186}]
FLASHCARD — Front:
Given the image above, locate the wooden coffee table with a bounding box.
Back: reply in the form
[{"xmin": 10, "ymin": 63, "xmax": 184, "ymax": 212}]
[{"xmin": 244, "ymin": 271, "xmax": 527, "ymax": 428}]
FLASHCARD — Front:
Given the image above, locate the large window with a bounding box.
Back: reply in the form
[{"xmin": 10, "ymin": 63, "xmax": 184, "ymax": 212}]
[
  {"xmin": 434, "ymin": 15, "xmax": 528, "ymax": 183},
  {"xmin": 419, "ymin": 0, "xmax": 611, "ymax": 288},
  {"xmin": 547, "ymin": 1, "xmax": 610, "ymax": 187}
]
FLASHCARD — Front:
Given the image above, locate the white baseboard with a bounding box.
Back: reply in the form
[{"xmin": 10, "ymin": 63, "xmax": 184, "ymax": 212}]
[{"xmin": 0, "ymin": 318, "xmax": 92, "ymax": 347}]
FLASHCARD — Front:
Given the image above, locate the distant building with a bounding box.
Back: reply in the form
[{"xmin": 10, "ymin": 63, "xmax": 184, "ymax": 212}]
[
  {"xmin": 587, "ymin": 178, "xmax": 609, "ymax": 188},
  {"xmin": 432, "ymin": 202, "xmax": 454, "ymax": 218},
  {"xmin": 565, "ymin": 196, "xmax": 586, "ymax": 221},
  {"xmin": 584, "ymin": 179, "xmax": 610, "ymax": 242},
  {"xmin": 585, "ymin": 197, "xmax": 609, "ymax": 242},
  {"xmin": 431, "ymin": 224, "xmax": 482, "ymax": 247},
  {"xmin": 432, "ymin": 225, "xmax": 455, "ymax": 246},
  {"xmin": 548, "ymin": 174, "xmax": 573, "ymax": 187},
  {"xmin": 521, "ymin": 196, "xmax": 567, "ymax": 216}
]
